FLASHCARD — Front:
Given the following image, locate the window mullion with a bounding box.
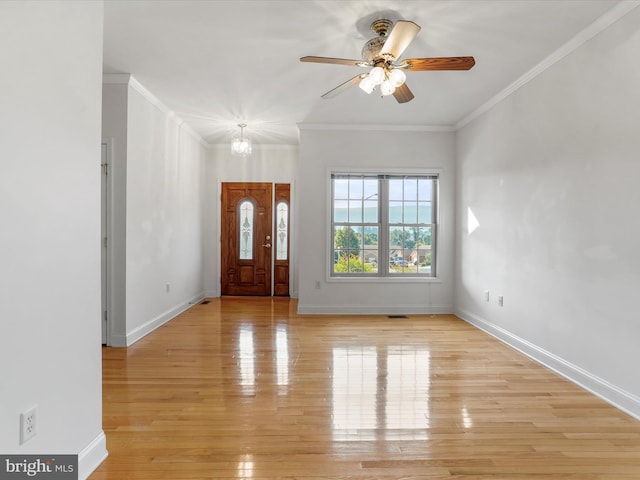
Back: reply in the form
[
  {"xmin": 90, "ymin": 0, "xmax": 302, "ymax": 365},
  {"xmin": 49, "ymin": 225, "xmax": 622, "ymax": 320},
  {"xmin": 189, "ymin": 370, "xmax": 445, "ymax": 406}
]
[{"xmin": 379, "ymin": 176, "xmax": 389, "ymax": 276}]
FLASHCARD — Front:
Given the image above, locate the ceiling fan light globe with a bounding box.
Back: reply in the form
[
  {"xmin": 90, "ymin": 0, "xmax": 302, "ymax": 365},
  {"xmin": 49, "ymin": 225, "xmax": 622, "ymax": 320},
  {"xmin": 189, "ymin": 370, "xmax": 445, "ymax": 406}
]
[
  {"xmin": 369, "ymin": 66, "xmax": 385, "ymax": 85},
  {"xmin": 380, "ymin": 80, "xmax": 396, "ymax": 96},
  {"xmin": 359, "ymin": 76, "xmax": 375, "ymax": 94},
  {"xmin": 388, "ymin": 68, "xmax": 407, "ymax": 87}
]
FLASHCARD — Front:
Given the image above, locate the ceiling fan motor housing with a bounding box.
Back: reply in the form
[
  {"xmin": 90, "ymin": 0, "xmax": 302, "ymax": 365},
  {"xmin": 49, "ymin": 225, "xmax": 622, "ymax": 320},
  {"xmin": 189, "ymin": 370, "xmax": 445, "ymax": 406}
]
[
  {"xmin": 361, "ymin": 18, "xmax": 394, "ymax": 63},
  {"xmin": 361, "ymin": 36, "xmax": 386, "ymax": 63}
]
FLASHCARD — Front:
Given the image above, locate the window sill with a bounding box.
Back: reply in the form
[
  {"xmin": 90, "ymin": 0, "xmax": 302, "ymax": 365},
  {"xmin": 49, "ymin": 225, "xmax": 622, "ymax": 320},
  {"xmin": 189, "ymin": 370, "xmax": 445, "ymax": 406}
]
[{"xmin": 327, "ymin": 275, "xmax": 441, "ymax": 284}]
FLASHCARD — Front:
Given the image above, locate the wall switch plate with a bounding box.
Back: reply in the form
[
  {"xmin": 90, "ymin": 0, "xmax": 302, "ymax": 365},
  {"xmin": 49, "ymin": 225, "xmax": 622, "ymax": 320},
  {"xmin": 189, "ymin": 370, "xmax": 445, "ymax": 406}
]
[
  {"xmin": 20, "ymin": 406, "xmax": 37, "ymax": 444},
  {"xmin": 498, "ymin": 295, "xmax": 504, "ymax": 307},
  {"xmin": 483, "ymin": 290, "xmax": 490, "ymax": 302}
]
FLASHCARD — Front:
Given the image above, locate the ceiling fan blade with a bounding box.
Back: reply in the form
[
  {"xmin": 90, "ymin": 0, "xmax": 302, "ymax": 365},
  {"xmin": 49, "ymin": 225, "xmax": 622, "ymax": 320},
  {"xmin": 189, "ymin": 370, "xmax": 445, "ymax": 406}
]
[
  {"xmin": 321, "ymin": 74, "xmax": 367, "ymax": 99},
  {"xmin": 400, "ymin": 56, "xmax": 476, "ymax": 71},
  {"xmin": 393, "ymin": 83, "xmax": 414, "ymax": 104},
  {"xmin": 300, "ymin": 56, "xmax": 366, "ymax": 67},
  {"xmin": 379, "ymin": 20, "xmax": 421, "ymax": 60}
]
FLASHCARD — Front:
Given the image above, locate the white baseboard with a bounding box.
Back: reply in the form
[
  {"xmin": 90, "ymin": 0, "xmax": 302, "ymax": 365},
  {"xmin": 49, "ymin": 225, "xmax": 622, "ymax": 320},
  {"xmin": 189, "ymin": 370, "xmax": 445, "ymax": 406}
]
[
  {"xmin": 297, "ymin": 303, "xmax": 452, "ymax": 315},
  {"xmin": 455, "ymin": 307, "xmax": 640, "ymax": 421},
  {"xmin": 125, "ymin": 292, "xmax": 206, "ymax": 346},
  {"xmin": 110, "ymin": 333, "xmax": 127, "ymax": 347},
  {"xmin": 78, "ymin": 431, "xmax": 108, "ymax": 480}
]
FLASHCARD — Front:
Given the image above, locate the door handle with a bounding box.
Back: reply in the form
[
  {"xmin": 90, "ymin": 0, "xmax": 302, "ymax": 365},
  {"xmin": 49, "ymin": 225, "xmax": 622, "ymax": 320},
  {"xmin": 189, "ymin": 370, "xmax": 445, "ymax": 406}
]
[{"xmin": 262, "ymin": 243, "xmax": 272, "ymax": 248}]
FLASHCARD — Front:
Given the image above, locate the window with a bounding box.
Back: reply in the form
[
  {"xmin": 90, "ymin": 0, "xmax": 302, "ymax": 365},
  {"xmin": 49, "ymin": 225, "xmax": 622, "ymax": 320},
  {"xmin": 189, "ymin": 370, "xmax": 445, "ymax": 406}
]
[
  {"xmin": 275, "ymin": 201, "xmax": 289, "ymax": 261},
  {"xmin": 331, "ymin": 173, "xmax": 437, "ymax": 278},
  {"xmin": 239, "ymin": 200, "xmax": 254, "ymax": 260}
]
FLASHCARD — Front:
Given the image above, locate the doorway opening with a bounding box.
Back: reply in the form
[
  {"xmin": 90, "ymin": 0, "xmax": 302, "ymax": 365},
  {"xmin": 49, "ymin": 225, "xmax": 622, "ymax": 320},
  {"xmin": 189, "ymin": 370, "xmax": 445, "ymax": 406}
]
[{"xmin": 101, "ymin": 141, "xmax": 111, "ymax": 344}]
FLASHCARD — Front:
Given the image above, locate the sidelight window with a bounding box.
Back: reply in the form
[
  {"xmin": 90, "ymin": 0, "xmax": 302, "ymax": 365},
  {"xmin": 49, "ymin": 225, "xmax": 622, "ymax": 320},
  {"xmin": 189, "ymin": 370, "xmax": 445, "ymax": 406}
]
[{"xmin": 276, "ymin": 201, "xmax": 289, "ymax": 261}]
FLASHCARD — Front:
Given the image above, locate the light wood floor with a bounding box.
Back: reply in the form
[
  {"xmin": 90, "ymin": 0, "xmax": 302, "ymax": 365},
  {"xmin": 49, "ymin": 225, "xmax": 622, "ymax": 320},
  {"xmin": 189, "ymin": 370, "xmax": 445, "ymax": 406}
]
[{"xmin": 90, "ymin": 297, "xmax": 640, "ymax": 479}]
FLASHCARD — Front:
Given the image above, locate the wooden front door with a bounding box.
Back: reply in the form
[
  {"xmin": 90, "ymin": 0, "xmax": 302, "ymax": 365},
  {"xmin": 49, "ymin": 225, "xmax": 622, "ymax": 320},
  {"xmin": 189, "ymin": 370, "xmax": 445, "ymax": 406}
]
[{"xmin": 221, "ymin": 183, "xmax": 273, "ymax": 296}]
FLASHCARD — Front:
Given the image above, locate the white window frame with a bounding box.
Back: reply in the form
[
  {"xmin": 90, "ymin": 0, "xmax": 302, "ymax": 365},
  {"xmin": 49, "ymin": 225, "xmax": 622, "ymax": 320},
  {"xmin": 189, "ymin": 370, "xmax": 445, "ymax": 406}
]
[{"xmin": 329, "ymin": 171, "xmax": 439, "ymax": 280}]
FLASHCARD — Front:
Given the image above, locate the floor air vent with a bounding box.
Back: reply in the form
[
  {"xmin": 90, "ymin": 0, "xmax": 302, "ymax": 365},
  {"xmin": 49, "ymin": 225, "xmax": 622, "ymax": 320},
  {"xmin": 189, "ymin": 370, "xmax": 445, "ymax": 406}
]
[
  {"xmin": 388, "ymin": 315, "xmax": 408, "ymax": 319},
  {"xmin": 201, "ymin": 300, "xmax": 210, "ymax": 305}
]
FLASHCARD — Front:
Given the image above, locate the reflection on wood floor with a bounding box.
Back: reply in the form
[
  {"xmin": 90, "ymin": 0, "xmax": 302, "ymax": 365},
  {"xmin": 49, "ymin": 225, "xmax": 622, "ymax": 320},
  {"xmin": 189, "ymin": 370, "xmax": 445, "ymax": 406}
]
[{"xmin": 90, "ymin": 297, "xmax": 640, "ymax": 479}]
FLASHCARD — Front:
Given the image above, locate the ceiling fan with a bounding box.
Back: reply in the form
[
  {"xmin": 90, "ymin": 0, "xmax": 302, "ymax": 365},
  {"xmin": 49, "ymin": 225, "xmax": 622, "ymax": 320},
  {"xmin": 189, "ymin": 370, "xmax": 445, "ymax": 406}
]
[{"xmin": 300, "ymin": 18, "xmax": 475, "ymax": 103}]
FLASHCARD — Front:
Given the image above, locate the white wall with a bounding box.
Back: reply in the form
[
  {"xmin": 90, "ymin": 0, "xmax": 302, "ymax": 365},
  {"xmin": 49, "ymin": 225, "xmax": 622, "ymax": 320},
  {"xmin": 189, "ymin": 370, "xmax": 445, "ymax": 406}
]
[
  {"xmin": 101, "ymin": 76, "xmax": 207, "ymax": 346},
  {"xmin": 204, "ymin": 146, "xmax": 298, "ymax": 297},
  {"xmin": 0, "ymin": 1, "xmax": 107, "ymax": 477},
  {"xmin": 297, "ymin": 127, "xmax": 456, "ymax": 314},
  {"xmin": 455, "ymin": 6, "xmax": 640, "ymax": 417}
]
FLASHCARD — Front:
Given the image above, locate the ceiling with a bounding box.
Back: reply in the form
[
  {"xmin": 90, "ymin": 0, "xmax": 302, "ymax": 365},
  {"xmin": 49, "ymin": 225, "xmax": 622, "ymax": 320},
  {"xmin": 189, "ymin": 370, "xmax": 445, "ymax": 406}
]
[{"xmin": 102, "ymin": 0, "xmax": 621, "ymax": 146}]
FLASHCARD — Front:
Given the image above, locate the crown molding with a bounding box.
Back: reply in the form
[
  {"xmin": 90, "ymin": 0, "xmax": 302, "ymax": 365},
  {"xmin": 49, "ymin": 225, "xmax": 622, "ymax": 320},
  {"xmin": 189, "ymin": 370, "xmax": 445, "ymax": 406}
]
[
  {"xmin": 128, "ymin": 76, "xmax": 172, "ymax": 117},
  {"xmin": 102, "ymin": 73, "xmax": 131, "ymax": 85},
  {"xmin": 102, "ymin": 73, "xmax": 171, "ymax": 116},
  {"xmin": 298, "ymin": 123, "xmax": 455, "ymax": 133},
  {"xmin": 102, "ymin": 74, "xmax": 208, "ymax": 147},
  {"xmin": 456, "ymin": 0, "xmax": 640, "ymax": 130},
  {"xmin": 209, "ymin": 143, "xmax": 299, "ymax": 151}
]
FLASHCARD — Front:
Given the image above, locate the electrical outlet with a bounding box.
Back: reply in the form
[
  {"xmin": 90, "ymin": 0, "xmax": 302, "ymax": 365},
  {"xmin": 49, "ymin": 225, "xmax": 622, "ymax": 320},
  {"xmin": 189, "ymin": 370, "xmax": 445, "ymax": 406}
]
[
  {"xmin": 498, "ymin": 295, "xmax": 504, "ymax": 307},
  {"xmin": 20, "ymin": 406, "xmax": 37, "ymax": 444},
  {"xmin": 314, "ymin": 280, "xmax": 321, "ymax": 290},
  {"xmin": 165, "ymin": 283, "xmax": 170, "ymax": 293},
  {"xmin": 483, "ymin": 290, "xmax": 490, "ymax": 302}
]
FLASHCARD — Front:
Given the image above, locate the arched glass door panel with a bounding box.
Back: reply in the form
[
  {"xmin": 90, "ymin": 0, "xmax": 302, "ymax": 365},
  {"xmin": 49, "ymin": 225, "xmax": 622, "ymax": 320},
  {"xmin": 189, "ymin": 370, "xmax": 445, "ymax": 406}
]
[{"xmin": 239, "ymin": 200, "xmax": 254, "ymax": 260}]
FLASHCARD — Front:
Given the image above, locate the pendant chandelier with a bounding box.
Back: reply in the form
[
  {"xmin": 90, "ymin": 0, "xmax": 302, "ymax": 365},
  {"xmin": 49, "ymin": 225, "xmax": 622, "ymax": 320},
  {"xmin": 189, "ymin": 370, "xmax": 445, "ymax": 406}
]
[{"xmin": 231, "ymin": 123, "xmax": 252, "ymax": 157}]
